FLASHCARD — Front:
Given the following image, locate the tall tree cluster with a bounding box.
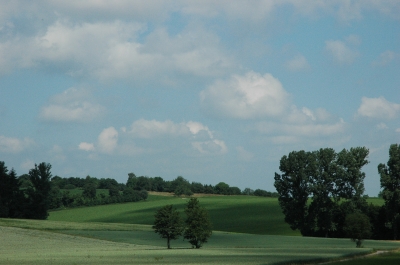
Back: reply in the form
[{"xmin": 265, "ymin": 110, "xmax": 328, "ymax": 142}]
[
  {"xmin": 274, "ymin": 147, "xmax": 369, "ymax": 237},
  {"xmin": 379, "ymin": 143, "xmax": 400, "ymax": 240},
  {"xmin": 0, "ymin": 161, "xmax": 52, "ymax": 220}
]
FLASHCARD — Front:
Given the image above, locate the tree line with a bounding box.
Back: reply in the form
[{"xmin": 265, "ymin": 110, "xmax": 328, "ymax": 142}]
[
  {"xmin": 0, "ymin": 160, "xmax": 277, "ymax": 220},
  {"xmin": 274, "ymin": 144, "xmax": 400, "ymax": 242}
]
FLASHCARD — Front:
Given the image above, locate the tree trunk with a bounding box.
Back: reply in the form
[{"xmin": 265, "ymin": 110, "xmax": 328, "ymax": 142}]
[{"xmin": 167, "ymin": 237, "xmax": 171, "ymax": 249}]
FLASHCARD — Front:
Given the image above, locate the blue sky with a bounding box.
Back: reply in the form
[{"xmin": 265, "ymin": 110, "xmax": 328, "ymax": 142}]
[{"xmin": 0, "ymin": 1, "xmax": 399, "ymax": 196}]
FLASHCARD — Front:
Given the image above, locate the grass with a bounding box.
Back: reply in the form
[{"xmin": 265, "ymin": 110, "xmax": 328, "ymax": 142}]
[
  {"xmin": 49, "ymin": 195, "xmax": 300, "ymax": 236},
  {"xmin": 0, "ymin": 195, "xmax": 396, "ymax": 265},
  {"xmin": 2, "ymin": 223, "xmax": 398, "ymax": 265}
]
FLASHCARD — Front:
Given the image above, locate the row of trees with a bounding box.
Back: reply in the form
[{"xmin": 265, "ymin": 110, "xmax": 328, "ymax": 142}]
[
  {"xmin": 127, "ymin": 174, "xmax": 278, "ymax": 197},
  {"xmin": 0, "ymin": 161, "xmax": 149, "ymax": 219},
  {"xmin": 274, "ymin": 144, "xmax": 400, "ymax": 242},
  {"xmin": 153, "ymin": 198, "xmax": 212, "ymax": 249}
]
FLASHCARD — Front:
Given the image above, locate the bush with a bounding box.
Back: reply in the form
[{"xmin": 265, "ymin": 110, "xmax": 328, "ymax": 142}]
[{"xmin": 344, "ymin": 212, "xmax": 372, "ymax": 247}]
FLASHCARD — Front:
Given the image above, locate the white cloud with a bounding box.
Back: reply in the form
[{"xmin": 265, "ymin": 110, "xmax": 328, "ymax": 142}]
[
  {"xmin": 40, "ymin": 87, "xmax": 104, "ymax": 122},
  {"xmin": 285, "ymin": 54, "xmax": 310, "ymax": 71},
  {"xmin": 357, "ymin": 96, "xmax": 400, "ymax": 120},
  {"xmin": 78, "ymin": 142, "xmax": 95, "ymax": 151},
  {"xmin": 376, "ymin": 122, "xmax": 388, "ymax": 130},
  {"xmin": 0, "ymin": 136, "xmax": 34, "ymax": 153},
  {"xmin": 325, "ymin": 37, "xmax": 360, "ymax": 64},
  {"xmin": 97, "ymin": 127, "xmax": 118, "ymax": 154},
  {"xmin": 200, "ymin": 72, "xmax": 290, "ymax": 119},
  {"xmin": 0, "ymin": 20, "xmax": 234, "ymax": 80},
  {"xmin": 372, "ymin": 50, "xmax": 400, "ymax": 67},
  {"xmin": 128, "ymin": 119, "xmax": 226, "ymax": 155}
]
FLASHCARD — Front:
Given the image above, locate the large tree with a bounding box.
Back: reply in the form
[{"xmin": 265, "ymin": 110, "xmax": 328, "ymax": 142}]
[
  {"xmin": 274, "ymin": 150, "xmax": 312, "ymax": 235},
  {"xmin": 274, "ymin": 147, "xmax": 369, "ymax": 237},
  {"xmin": 26, "ymin": 162, "xmax": 52, "ymax": 219},
  {"xmin": 379, "ymin": 144, "xmax": 400, "ymax": 240},
  {"xmin": 0, "ymin": 162, "xmax": 23, "ymax": 218},
  {"xmin": 184, "ymin": 198, "xmax": 212, "ymax": 248},
  {"xmin": 153, "ymin": 204, "xmax": 183, "ymax": 249}
]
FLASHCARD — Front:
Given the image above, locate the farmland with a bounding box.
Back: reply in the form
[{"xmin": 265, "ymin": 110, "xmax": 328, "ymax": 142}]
[{"xmin": 0, "ymin": 194, "xmax": 399, "ymax": 264}]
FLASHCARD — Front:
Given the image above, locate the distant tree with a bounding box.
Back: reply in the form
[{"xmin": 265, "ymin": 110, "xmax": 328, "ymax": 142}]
[
  {"xmin": 82, "ymin": 183, "xmax": 97, "ymax": 199},
  {"xmin": 379, "ymin": 144, "xmax": 400, "ymax": 240},
  {"xmin": 135, "ymin": 176, "xmax": 151, "ymax": 191},
  {"xmin": 153, "ymin": 205, "xmax": 183, "ymax": 249},
  {"xmin": 203, "ymin": 185, "xmax": 214, "ymax": 194},
  {"xmin": 344, "ymin": 212, "xmax": 372, "ymax": 247},
  {"xmin": 48, "ymin": 185, "xmax": 62, "ymax": 209},
  {"xmin": 152, "ymin": 177, "xmax": 165, "ymax": 192},
  {"xmin": 242, "ymin": 188, "xmax": 254, "ymax": 196},
  {"xmin": 126, "ymin": 173, "xmax": 137, "ymax": 189},
  {"xmin": 174, "ymin": 185, "xmax": 193, "ymax": 197},
  {"xmin": 26, "ymin": 162, "xmax": 52, "ymax": 219},
  {"xmin": 191, "ymin": 182, "xmax": 205, "ymax": 194},
  {"xmin": 108, "ymin": 185, "xmax": 120, "ymax": 197},
  {"xmin": 184, "ymin": 198, "xmax": 212, "ymax": 248},
  {"xmin": 215, "ymin": 182, "xmax": 230, "ymax": 195},
  {"xmin": 228, "ymin": 187, "xmax": 241, "ymax": 195}
]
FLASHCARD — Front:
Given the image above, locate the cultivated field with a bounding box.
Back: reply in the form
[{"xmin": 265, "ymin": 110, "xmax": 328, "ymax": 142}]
[{"xmin": 0, "ymin": 194, "xmax": 399, "ymax": 264}]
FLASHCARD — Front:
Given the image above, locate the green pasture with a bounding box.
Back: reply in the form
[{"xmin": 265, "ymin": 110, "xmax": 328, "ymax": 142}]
[
  {"xmin": 49, "ymin": 195, "xmax": 300, "ymax": 236},
  {"xmin": 1, "ymin": 195, "xmax": 397, "ymax": 265},
  {"xmin": 1, "ymin": 220, "xmax": 399, "ymax": 265}
]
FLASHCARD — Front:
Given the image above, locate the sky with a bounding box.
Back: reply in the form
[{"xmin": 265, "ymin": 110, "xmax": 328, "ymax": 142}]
[{"xmin": 0, "ymin": 1, "xmax": 399, "ymax": 196}]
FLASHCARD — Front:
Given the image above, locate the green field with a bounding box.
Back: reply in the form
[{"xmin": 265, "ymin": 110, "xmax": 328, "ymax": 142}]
[
  {"xmin": 49, "ymin": 195, "xmax": 300, "ymax": 236},
  {"xmin": 0, "ymin": 195, "xmax": 399, "ymax": 265}
]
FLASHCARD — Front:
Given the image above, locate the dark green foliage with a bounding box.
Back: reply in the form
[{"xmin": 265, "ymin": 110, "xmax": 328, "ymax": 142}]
[
  {"xmin": 0, "ymin": 162, "xmax": 24, "ymax": 218},
  {"xmin": 48, "ymin": 185, "xmax": 62, "ymax": 209},
  {"xmin": 108, "ymin": 185, "xmax": 120, "ymax": 197},
  {"xmin": 344, "ymin": 212, "xmax": 372, "ymax": 247},
  {"xmin": 63, "ymin": 184, "xmax": 76, "ymax": 189},
  {"xmin": 82, "ymin": 183, "xmax": 97, "ymax": 199},
  {"xmin": 26, "ymin": 162, "xmax": 52, "ymax": 219},
  {"xmin": 153, "ymin": 205, "xmax": 183, "ymax": 249},
  {"xmin": 214, "ymin": 182, "xmax": 230, "ymax": 194},
  {"xmin": 379, "ymin": 143, "xmax": 400, "ymax": 240},
  {"xmin": 191, "ymin": 182, "xmax": 205, "ymax": 193},
  {"xmin": 274, "ymin": 147, "xmax": 369, "ymax": 237},
  {"xmin": 184, "ymin": 198, "xmax": 212, "ymax": 248}
]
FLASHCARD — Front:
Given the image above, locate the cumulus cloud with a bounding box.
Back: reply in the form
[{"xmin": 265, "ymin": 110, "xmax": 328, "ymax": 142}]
[
  {"xmin": 0, "ymin": 136, "xmax": 35, "ymax": 153},
  {"xmin": 0, "ymin": 19, "xmax": 234, "ymax": 80},
  {"xmin": 372, "ymin": 50, "xmax": 400, "ymax": 67},
  {"xmin": 128, "ymin": 119, "xmax": 227, "ymax": 155},
  {"xmin": 78, "ymin": 142, "xmax": 95, "ymax": 151},
  {"xmin": 40, "ymin": 87, "xmax": 104, "ymax": 122},
  {"xmin": 97, "ymin": 127, "xmax": 118, "ymax": 154},
  {"xmin": 200, "ymin": 72, "xmax": 290, "ymax": 119},
  {"xmin": 325, "ymin": 36, "xmax": 360, "ymax": 64},
  {"xmin": 128, "ymin": 119, "xmax": 227, "ymax": 154},
  {"xmin": 285, "ymin": 54, "xmax": 310, "ymax": 71},
  {"xmin": 357, "ymin": 96, "xmax": 400, "ymax": 120}
]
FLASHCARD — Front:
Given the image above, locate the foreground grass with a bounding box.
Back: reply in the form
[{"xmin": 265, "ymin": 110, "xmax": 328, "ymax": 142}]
[
  {"xmin": 1, "ymin": 218, "xmax": 399, "ymax": 265},
  {"xmin": 49, "ymin": 195, "xmax": 300, "ymax": 236},
  {"xmin": 1, "ymin": 225, "xmax": 395, "ymax": 265}
]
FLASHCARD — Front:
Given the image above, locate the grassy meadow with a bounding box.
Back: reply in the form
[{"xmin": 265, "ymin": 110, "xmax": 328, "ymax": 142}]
[{"xmin": 0, "ymin": 194, "xmax": 399, "ymax": 265}]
